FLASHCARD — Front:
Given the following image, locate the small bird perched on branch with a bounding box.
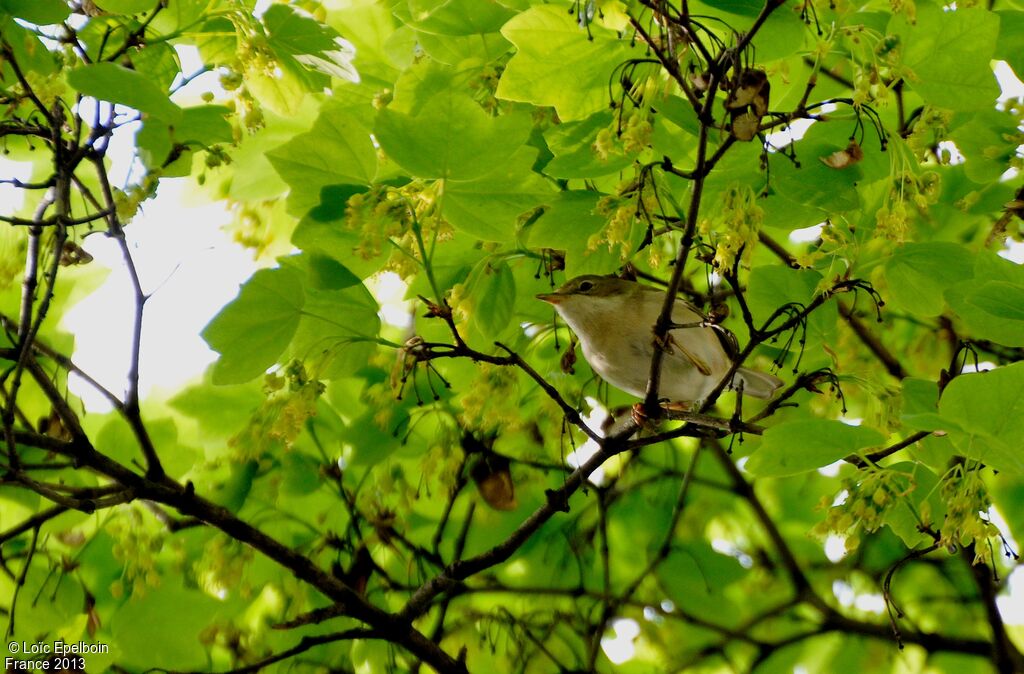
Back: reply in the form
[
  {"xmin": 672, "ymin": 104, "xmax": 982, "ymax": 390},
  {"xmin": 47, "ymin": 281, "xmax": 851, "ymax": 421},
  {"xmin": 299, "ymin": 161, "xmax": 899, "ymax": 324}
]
[{"xmin": 537, "ymin": 275, "xmax": 783, "ymax": 408}]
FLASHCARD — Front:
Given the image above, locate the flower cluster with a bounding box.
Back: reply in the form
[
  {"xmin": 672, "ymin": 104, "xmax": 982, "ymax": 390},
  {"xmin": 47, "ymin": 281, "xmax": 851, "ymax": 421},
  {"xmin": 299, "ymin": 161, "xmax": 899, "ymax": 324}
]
[
  {"xmin": 814, "ymin": 466, "xmax": 916, "ymax": 553},
  {"xmin": 593, "ymin": 109, "xmax": 653, "ymax": 160},
  {"xmin": 108, "ymin": 506, "xmax": 165, "ymax": 598},
  {"xmin": 589, "ymin": 195, "xmax": 636, "ymax": 261},
  {"xmin": 937, "ymin": 466, "xmax": 998, "ymax": 563},
  {"xmin": 195, "ymin": 534, "xmax": 255, "ymax": 599},
  {"xmin": 230, "ymin": 362, "xmax": 325, "ymax": 460},
  {"xmin": 874, "ymin": 170, "xmax": 940, "ymax": 242},
  {"xmin": 698, "ymin": 183, "xmax": 764, "ymax": 270},
  {"xmin": 459, "ymin": 363, "xmax": 520, "ymax": 434}
]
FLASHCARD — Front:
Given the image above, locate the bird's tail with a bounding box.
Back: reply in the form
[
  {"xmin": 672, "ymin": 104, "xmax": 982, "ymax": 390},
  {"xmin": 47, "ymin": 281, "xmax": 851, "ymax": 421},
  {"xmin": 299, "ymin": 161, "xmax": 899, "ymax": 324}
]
[{"xmin": 733, "ymin": 368, "xmax": 784, "ymax": 399}]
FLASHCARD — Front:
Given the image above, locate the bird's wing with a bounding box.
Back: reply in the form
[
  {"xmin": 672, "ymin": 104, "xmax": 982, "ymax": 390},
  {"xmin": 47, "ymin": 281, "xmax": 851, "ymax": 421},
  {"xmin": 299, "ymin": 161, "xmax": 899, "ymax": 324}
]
[
  {"xmin": 664, "ymin": 333, "xmax": 713, "ymax": 375},
  {"xmin": 663, "ymin": 296, "xmax": 722, "ymax": 376}
]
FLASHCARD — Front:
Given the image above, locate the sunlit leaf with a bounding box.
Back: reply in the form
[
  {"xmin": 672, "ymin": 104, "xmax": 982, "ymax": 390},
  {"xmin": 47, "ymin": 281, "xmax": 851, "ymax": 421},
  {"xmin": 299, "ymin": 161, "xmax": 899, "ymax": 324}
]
[
  {"xmin": 375, "ymin": 92, "xmax": 531, "ymax": 180},
  {"xmin": 202, "ymin": 267, "xmax": 305, "ymax": 384},
  {"xmin": 746, "ymin": 420, "xmax": 886, "ymax": 477},
  {"xmin": 67, "ymin": 62, "xmax": 182, "ymax": 121},
  {"xmin": 497, "ymin": 5, "xmax": 635, "ymax": 120}
]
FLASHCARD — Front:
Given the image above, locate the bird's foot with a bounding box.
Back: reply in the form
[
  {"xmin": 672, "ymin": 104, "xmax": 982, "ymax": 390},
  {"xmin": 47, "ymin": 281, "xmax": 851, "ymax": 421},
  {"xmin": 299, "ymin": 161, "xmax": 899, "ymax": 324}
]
[{"xmin": 630, "ymin": 403, "xmax": 649, "ymax": 427}]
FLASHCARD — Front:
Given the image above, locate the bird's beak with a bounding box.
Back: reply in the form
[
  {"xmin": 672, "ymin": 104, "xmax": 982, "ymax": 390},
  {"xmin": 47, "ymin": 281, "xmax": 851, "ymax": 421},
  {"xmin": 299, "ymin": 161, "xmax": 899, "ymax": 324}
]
[{"xmin": 536, "ymin": 292, "xmax": 562, "ymax": 305}]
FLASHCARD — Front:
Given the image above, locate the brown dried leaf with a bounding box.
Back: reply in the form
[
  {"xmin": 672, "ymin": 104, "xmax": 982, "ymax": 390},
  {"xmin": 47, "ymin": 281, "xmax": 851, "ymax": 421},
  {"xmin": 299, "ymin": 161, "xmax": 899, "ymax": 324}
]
[{"xmin": 819, "ymin": 140, "xmax": 864, "ymax": 169}]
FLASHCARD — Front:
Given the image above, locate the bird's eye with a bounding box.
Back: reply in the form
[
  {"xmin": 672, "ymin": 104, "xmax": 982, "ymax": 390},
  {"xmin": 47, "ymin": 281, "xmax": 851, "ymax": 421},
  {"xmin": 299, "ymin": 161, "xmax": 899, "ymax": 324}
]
[{"xmin": 578, "ymin": 280, "xmax": 594, "ymax": 292}]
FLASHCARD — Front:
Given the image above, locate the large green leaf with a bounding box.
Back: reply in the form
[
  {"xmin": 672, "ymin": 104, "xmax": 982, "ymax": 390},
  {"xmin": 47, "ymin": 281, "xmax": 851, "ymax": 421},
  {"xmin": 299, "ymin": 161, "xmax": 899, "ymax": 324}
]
[
  {"xmin": 111, "ymin": 585, "xmax": 225, "ymax": 669},
  {"xmin": 527, "ymin": 190, "xmax": 619, "ymax": 276},
  {"xmin": 94, "ymin": 0, "xmax": 159, "ymax": 13},
  {"xmin": 267, "ymin": 101, "xmax": 377, "ymax": 216},
  {"xmin": 496, "ymin": 5, "xmax": 635, "ymax": 121},
  {"xmin": 375, "ymin": 92, "xmax": 531, "ymax": 180},
  {"xmin": 0, "ymin": 0, "xmax": 69, "ymax": 23},
  {"xmin": 202, "ymin": 267, "xmax": 305, "ymax": 384},
  {"xmin": 464, "ymin": 258, "xmax": 516, "ymax": 339},
  {"xmin": 771, "ymin": 122, "xmax": 870, "ymax": 212},
  {"xmin": 946, "ymin": 253, "xmax": 1024, "ymax": 346},
  {"xmin": 405, "ymin": 0, "xmax": 515, "ymax": 35},
  {"xmin": 67, "ymin": 62, "xmax": 182, "ymax": 122},
  {"xmin": 883, "ymin": 242, "xmax": 975, "ymax": 317},
  {"xmin": 442, "ymin": 147, "xmax": 555, "ymax": 242},
  {"xmin": 881, "ymin": 461, "xmax": 946, "ymax": 547},
  {"xmin": 264, "ymin": 3, "xmax": 358, "ymax": 83},
  {"xmin": 955, "ymin": 281, "xmax": 1024, "ymax": 346},
  {"xmin": 137, "ymin": 105, "xmax": 233, "ymax": 171},
  {"xmin": 745, "ymin": 419, "xmax": 886, "ymax": 477},
  {"xmin": 939, "ymin": 362, "xmax": 1024, "ymax": 475},
  {"xmin": 543, "ymin": 110, "xmax": 635, "ymax": 179},
  {"xmin": 744, "ymin": 265, "xmax": 837, "ymax": 360},
  {"xmin": 896, "ymin": 4, "xmax": 1000, "ymax": 110},
  {"xmin": 949, "ymin": 110, "xmax": 1020, "ymax": 184},
  {"xmin": 416, "ymin": 29, "xmax": 510, "ymax": 65},
  {"xmin": 285, "ymin": 256, "xmax": 380, "ymax": 380},
  {"xmin": 996, "ymin": 10, "xmax": 1024, "ymax": 81}
]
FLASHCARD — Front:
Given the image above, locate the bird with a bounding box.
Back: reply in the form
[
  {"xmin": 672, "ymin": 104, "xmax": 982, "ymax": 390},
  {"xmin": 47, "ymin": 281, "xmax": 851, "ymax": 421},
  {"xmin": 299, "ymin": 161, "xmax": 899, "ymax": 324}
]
[{"xmin": 536, "ymin": 275, "xmax": 783, "ymax": 408}]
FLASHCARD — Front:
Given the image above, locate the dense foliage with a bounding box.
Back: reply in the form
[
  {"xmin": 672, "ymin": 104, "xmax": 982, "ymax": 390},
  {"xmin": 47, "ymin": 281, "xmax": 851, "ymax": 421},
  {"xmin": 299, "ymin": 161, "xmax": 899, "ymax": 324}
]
[{"xmin": 2, "ymin": 0, "xmax": 1024, "ymax": 672}]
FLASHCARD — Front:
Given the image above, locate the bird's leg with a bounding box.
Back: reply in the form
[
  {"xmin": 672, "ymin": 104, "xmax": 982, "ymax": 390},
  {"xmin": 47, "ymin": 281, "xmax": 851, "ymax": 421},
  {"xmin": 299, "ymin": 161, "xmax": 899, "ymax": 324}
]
[
  {"xmin": 631, "ymin": 400, "xmax": 686, "ymax": 428},
  {"xmin": 631, "ymin": 403, "xmax": 650, "ymax": 427},
  {"xmin": 729, "ymin": 381, "xmax": 745, "ymax": 437}
]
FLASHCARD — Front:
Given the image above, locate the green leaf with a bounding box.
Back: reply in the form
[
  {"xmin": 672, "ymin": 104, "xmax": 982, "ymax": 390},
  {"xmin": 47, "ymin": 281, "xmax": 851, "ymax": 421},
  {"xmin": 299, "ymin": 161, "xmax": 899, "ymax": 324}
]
[
  {"xmin": 527, "ymin": 190, "xmax": 620, "ymax": 276},
  {"xmin": 745, "ymin": 266, "xmax": 837, "ymax": 355},
  {"xmin": 264, "ymin": 4, "xmax": 358, "ymax": 83},
  {"xmin": 170, "ymin": 379, "xmax": 263, "ymax": 440},
  {"xmin": 307, "ymin": 254, "xmax": 361, "ymax": 290},
  {"xmin": 655, "ymin": 94, "xmax": 701, "ymax": 136},
  {"xmin": 946, "ymin": 253, "xmax": 1024, "ymax": 346},
  {"xmin": 949, "ymin": 110, "xmax": 1020, "ymax": 184},
  {"xmin": 465, "ymin": 258, "xmax": 516, "ymax": 339},
  {"xmin": 771, "ymin": 123, "xmax": 865, "ymax": 212},
  {"xmin": 442, "ymin": 147, "xmax": 555, "ymax": 242},
  {"xmin": 745, "ymin": 420, "xmax": 886, "ymax": 477},
  {"xmin": 93, "ymin": 0, "xmax": 157, "ymax": 14},
  {"xmin": 285, "ymin": 257, "xmax": 380, "ymax": 380},
  {"xmin": 177, "ymin": 105, "xmax": 233, "ymax": 146},
  {"xmin": 1, "ymin": 19, "xmax": 57, "ymax": 74},
  {"xmin": 406, "ymin": 0, "xmax": 516, "ymax": 35},
  {"xmin": 375, "ymin": 93, "xmax": 531, "ymax": 180},
  {"xmin": 691, "ymin": 0, "xmax": 807, "ymax": 62},
  {"xmin": 938, "ymin": 361, "xmax": 1024, "ymax": 475},
  {"xmin": 129, "ymin": 42, "xmax": 180, "ymax": 92},
  {"xmin": 7, "ymin": 562, "xmax": 83, "ymax": 637},
  {"xmin": 96, "ymin": 416, "xmax": 197, "ymax": 480},
  {"xmin": 415, "ymin": 29, "xmax": 510, "ymax": 65},
  {"xmin": 543, "ymin": 110, "xmax": 634, "ymax": 179},
  {"xmin": 0, "ymin": 0, "xmax": 68, "ymax": 23},
  {"xmin": 111, "ymin": 585, "xmax": 224, "ymax": 669},
  {"xmin": 950, "ymin": 281, "xmax": 1024, "ymax": 346},
  {"xmin": 900, "ymin": 377, "xmax": 942, "ymax": 431},
  {"xmin": 896, "ymin": 4, "xmax": 1001, "ymax": 110},
  {"xmin": 996, "ymin": 10, "xmax": 1024, "ymax": 81},
  {"xmin": 67, "ymin": 62, "xmax": 182, "ymax": 122},
  {"xmin": 343, "ymin": 409, "xmax": 406, "ymax": 466},
  {"xmin": 267, "ymin": 101, "xmax": 377, "ymax": 216},
  {"xmin": 265, "ymin": 4, "xmax": 339, "ymax": 55},
  {"xmin": 881, "ymin": 461, "xmax": 945, "ymax": 547},
  {"xmin": 884, "ymin": 242, "xmax": 975, "ymax": 317},
  {"xmin": 202, "ymin": 267, "xmax": 305, "ymax": 384},
  {"xmin": 497, "ymin": 5, "xmax": 635, "ymax": 121},
  {"xmin": 136, "ymin": 106, "xmax": 232, "ymax": 171}
]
